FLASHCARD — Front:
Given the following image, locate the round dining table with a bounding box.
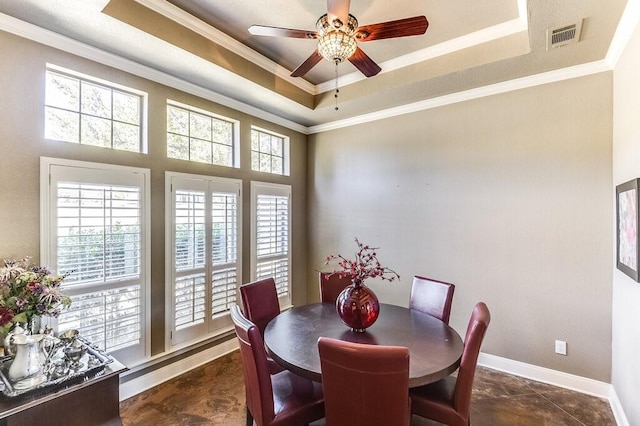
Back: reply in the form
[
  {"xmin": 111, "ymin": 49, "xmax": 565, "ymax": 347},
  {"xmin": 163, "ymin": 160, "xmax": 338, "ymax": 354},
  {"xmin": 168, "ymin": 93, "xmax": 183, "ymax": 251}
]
[{"xmin": 264, "ymin": 302, "xmax": 464, "ymax": 388}]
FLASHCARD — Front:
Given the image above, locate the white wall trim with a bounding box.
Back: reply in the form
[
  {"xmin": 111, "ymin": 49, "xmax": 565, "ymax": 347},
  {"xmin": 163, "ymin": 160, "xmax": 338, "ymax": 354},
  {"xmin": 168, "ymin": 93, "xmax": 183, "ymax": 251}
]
[
  {"xmin": 119, "ymin": 338, "xmax": 239, "ymax": 401},
  {"xmin": 609, "ymin": 386, "xmax": 631, "ymax": 426},
  {"xmin": 0, "ymin": 11, "xmax": 617, "ymax": 136},
  {"xmin": 478, "ymin": 352, "xmax": 611, "ymax": 398},
  {"xmin": 316, "ymin": 5, "xmax": 529, "ymax": 94},
  {"xmin": 1, "ymin": 6, "xmax": 631, "ymax": 136},
  {"xmin": 479, "ymin": 353, "xmax": 632, "ymax": 423},
  {"xmin": 605, "ymin": 0, "xmax": 640, "ymax": 68},
  {"xmin": 133, "ymin": 0, "xmax": 317, "ymax": 95},
  {"xmin": 118, "ymin": 343, "xmax": 628, "ymax": 425},
  {"xmin": 0, "ymin": 12, "xmax": 308, "ymax": 135},
  {"xmin": 309, "ymin": 60, "xmax": 612, "ymax": 134}
]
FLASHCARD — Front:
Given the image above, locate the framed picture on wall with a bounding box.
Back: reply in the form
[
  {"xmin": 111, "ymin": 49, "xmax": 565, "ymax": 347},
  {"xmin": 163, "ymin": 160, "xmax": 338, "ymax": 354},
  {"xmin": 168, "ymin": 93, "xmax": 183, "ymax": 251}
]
[{"xmin": 616, "ymin": 178, "xmax": 640, "ymax": 281}]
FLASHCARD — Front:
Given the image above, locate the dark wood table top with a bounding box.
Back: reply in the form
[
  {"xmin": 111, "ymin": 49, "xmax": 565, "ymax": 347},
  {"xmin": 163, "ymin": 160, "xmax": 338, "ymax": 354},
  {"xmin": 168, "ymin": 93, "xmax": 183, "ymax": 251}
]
[{"xmin": 264, "ymin": 303, "xmax": 463, "ymax": 388}]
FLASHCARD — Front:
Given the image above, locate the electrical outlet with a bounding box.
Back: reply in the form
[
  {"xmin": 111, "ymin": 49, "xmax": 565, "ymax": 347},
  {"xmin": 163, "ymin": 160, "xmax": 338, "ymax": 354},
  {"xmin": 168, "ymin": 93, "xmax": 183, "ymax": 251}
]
[{"xmin": 555, "ymin": 340, "xmax": 567, "ymax": 355}]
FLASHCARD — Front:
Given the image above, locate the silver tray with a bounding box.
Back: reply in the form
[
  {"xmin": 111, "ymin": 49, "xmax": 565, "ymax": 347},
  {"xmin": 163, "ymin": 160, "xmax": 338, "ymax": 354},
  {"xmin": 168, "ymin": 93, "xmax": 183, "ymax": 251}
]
[{"xmin": 0, "ymin": 336, "xmax": 114, "ymax": 398}]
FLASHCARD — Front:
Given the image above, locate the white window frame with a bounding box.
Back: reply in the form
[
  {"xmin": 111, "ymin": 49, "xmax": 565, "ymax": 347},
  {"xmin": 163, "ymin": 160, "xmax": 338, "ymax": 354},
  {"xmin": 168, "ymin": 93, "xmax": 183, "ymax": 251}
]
[
  {"xmin": 40, "ymin": 157, "xmax": 151, "ymax": 366},
  {"xmin": 166, "ymin": 100, "xmax": 240, "ymax": 168},
  {"xmin": 250, "ymin": 126, "xmax": 290, "ymax": 176},
  {"xmin": 250, "ymin": 182, "xmax": 292, "ymax": 308},
  {"xmin": 165, "ymin": 172, "xmax": 242, "ymax": 351},
  {"xmin": 45, "ymin": 63, "xmax": 148, "ymax": 154}
]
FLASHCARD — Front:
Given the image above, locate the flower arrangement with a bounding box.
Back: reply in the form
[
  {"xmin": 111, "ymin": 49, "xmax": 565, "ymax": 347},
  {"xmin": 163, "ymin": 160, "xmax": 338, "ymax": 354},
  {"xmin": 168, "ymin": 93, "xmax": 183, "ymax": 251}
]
[
  {"xmin": 0, "ymin": 257, "xmax": 72, "ymax": 334},
  {"xmin": 325, "ymin": 238, "xmax": 400, "ymax": 285}
]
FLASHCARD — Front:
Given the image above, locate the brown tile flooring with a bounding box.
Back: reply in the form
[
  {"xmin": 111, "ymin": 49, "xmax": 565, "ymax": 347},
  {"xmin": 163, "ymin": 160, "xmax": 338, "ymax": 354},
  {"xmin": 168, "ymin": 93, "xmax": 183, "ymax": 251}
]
[{"xmin": 120, "ymin": 351, "xmax": 616, "ymax": 426}]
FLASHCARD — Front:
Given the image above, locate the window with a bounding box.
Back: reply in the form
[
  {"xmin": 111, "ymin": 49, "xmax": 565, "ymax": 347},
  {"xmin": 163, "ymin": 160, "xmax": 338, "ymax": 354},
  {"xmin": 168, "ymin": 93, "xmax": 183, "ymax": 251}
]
[
  {"xmin": 167, "ymin": 101, "xmax": 239, "ymax": 167},
  {"xmin": 40, "ymin": 157, "xmax": 150, "ymax": 366},
  {"xmin": 251, "ymin": 127, "xmax": 289, "ymax": 176},
  {"xmin": 166, "ymin": 172, "xmax": 241, "ymax": 347},
  {"xmin": 251, "ymin": 182, "xmax": 291, "ymax": 307},
  {"xmin": 44, "ymin": 64, "xmax": 146, "ymax": 153}
]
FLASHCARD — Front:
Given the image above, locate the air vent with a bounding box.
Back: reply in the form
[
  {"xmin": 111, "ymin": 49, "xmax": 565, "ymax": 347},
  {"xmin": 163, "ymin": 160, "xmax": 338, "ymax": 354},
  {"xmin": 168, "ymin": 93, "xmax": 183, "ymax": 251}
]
[{"xmin": 547, "ymin": 20, "xmax": 583, "ymax": 50}]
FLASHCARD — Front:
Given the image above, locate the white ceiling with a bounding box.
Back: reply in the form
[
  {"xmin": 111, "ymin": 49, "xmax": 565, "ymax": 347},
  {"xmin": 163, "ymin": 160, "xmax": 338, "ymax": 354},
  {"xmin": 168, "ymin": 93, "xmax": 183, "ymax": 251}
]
[{"xmin": 0, "ymin": 0, "xmax": 630, "ymax": 129}]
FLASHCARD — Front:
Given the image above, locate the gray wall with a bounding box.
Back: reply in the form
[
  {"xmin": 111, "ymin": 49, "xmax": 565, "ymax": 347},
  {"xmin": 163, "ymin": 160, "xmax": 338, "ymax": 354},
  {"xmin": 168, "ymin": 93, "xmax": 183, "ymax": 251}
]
[
  {"xmin": 612, "ymin": 17, "xmax": 640, "ymax": 426},
  {"xmin": 308, "ymin": 73, "xmax": 613, "ymax": 381},
  {"xmin": 0, "ymin": 31, "xmax": 308, "ymax": 356}
]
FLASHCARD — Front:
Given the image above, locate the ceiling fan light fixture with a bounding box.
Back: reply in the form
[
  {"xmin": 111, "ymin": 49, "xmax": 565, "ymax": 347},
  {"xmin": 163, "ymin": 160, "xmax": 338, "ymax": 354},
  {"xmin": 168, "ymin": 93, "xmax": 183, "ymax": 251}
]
[
  {"xmin": 318, "ymin": 32, "xmax": 357, "ymax": 63},
  {"xmin": 316, "ymin": 14, "xmax": 358, "ymax": 36}
]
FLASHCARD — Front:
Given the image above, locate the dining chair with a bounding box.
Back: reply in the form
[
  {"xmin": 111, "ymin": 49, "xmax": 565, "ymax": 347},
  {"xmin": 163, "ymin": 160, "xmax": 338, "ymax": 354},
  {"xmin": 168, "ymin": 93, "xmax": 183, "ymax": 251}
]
[
  {"xmin": 318, "ymin": 337, "xmax": 411, "ymax": 426},
  {"xmin": 409, "ymin": 302, "xmax": 491, "ymax": 426},
  {"xmin": 409, "ymin": 275, "xmax": 456, "ymax": 324},
  {"xmin": 318, "ymin": 271, "xmax": 352, "ymax": 303},
  {"xmin": 239, "ymin": 277, "xmax": 284, "ymax": 374},
  {"xmin": 231, "ymin": 305, "xmax": 325, "ymax": 426}
]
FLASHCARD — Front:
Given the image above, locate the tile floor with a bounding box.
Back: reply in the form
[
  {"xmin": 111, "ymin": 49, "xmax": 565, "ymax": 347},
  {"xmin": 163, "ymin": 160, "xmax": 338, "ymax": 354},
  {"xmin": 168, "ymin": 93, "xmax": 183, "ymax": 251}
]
[{"xmin": 120, "ymin": 351, "xmax": 616, "ymax": 426}]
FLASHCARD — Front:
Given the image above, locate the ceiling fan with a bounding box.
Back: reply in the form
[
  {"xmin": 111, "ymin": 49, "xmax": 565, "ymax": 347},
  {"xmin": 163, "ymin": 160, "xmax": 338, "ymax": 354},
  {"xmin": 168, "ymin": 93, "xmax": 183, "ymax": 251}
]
[{"xmin": 248, "ymin": 0, "xmax": 429, "ymax": 78}]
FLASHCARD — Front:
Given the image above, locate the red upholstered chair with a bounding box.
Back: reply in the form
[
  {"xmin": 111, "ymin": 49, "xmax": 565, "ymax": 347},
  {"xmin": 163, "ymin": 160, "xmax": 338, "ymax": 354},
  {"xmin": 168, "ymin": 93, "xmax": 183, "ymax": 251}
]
[
  {"xmin": 409, "ymin": 275, "xmax": 456, "ymax": 324},
  {"xmin": 410, "ymin": 302, "xmax": 491, "ymax": 426},
  {"xmin": 231, "ymin": 305, "xmax": 325, "ymax": 426},
  {"xmin": 240, "ymin": 278, "xmax": 281, "ymax": 337},
  {"xmin": 318, "ymin": 337, "xmax": 411, "ymax": 426},
  {"xmin": 318, "ymin": 272, "xmax": 351, "ymax": 303},
  {"xmin": 239, "ymin": 278, "xmax": 284, "ymax": 374}
]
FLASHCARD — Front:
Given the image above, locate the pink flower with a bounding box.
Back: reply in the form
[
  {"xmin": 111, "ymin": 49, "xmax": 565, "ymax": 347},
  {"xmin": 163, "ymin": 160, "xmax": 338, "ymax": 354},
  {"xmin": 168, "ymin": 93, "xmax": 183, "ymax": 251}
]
[
  {"xmin": 324, "ymin": 238, "xmax": 400, "ymax": 285},
  {"xmin": 0, "ymin": 307, "xmax": 14, "ymax": 326}
]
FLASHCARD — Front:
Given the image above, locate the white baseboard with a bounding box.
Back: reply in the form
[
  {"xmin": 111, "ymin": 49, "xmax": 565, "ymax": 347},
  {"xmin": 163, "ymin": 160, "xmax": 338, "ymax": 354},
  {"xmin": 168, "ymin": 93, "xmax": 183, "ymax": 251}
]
[
  {"xmin": 119, "ymin": 338, "xmax": 239, "ymax": 401},
  {"xmin": 478, "ymin": 352, "xmax": 611, "ymax": 397},
  {"xmin": 609, "ymin": 386, "xmax": 630, "ymax": 426},
  {"xmin": 117, "ymin": 345, "xmax": 630, "ymax": 426},
  {"xmin": 478, "ymin": 352, "xmax": 629, "ymax": 426}
]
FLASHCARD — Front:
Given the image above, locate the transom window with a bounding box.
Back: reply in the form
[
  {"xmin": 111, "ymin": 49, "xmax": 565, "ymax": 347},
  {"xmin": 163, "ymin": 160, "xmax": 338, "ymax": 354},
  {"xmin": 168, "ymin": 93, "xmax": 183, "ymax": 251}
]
[
  {"xmin": 251, "ymin": 127, "xmax": 289, "ymax": 176},
  {"xmin": 167, "ymin": 101, "xmax": 239, "ymax": 167},
  {"xmin": 44, "ymin": 64, "xmax": 146, "ymax": 153}
]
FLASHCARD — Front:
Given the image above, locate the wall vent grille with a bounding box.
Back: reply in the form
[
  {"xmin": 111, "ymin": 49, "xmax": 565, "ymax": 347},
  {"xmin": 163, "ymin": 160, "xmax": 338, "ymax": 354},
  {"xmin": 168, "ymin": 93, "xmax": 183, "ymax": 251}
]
[{"xmin": 547, "ymin": 20, "xmax": 583, "ymax": 49}]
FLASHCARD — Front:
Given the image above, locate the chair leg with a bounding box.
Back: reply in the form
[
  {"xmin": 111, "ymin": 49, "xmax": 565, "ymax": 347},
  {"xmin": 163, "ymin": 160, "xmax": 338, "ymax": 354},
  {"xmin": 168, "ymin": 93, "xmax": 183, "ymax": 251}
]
[{"xmin": 246, "ymin": 407, "xmax": 254, "ymax": 426}]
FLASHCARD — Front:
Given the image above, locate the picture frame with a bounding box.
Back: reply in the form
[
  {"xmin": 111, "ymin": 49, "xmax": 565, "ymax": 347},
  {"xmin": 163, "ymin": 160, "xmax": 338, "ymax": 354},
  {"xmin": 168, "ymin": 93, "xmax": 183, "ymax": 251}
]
[{"xmin": 616, "ymin": 178, "xmax": 640, "ymax": 281}]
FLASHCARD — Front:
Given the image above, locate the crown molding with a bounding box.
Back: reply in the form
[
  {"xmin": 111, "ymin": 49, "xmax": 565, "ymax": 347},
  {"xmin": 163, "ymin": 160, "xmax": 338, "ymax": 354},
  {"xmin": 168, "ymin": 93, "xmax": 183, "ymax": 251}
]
[
  {"xmin": 3, "ymin": 0, "xmax": 634, "ymax": 137},
  {"xmin": 0, "ymin": 12, "xmax": 309, "ymax": 134},
  {"xmin": 308, "ymin": 60, "xmax": 612, "ymax": 134},
  {"xmin": 134, "ymin": 0, "xmax": 317, "ymax": 95},
  {"xmin": 605, "ymin": 0, "xmax": 640, "ymax": 68},
  {"xmin": 317, "ymin": 17, "xmax": 529, "ymax": 94},
  {"xmin": 316, "ymin": 0, "xmax": 529, "ymax": 94},
  {"xmin": 137, "ymin": 0, "xmax": 530, "ymax": 98}
]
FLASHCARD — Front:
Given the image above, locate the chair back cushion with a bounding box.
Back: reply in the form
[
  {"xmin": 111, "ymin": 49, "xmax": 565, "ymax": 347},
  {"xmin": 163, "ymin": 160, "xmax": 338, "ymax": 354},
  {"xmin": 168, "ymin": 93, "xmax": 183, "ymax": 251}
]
[
  {"xmin": 409, "ymin": 276, "xmax": 455, "ymax": 324},
  {"xmin": 318, "ymin": 337, "xmax": 411, "ymax": 426},
  {"xmin": 319, "ymin": 272, "xmax": 352, "ymax": 303},
  {"xmin": 240, "ymin": 278, "xmax": 280, "ymax": 337},
  {"xmin": 230, "ymin": 305, "xmax": 275, "ymax": 424},
  {"xmin": 454, "ymin": 302, "xmax": 491, "ymax": 416}
]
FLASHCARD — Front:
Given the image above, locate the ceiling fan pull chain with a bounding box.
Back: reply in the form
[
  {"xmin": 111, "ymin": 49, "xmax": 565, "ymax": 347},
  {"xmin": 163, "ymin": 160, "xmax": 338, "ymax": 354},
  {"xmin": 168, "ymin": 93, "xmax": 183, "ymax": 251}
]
[{"xmin": 334, "ymin": 60, "xmax": 340, "ymax": 111}]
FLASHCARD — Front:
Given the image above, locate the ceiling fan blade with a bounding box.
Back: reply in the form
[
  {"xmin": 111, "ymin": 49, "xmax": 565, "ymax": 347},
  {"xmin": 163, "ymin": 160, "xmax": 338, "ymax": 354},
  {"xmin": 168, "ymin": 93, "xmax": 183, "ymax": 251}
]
[
  {"xmin": 348, "ymin": 46, "xmax": 381, "ymax": 77},
  {"xmin": 327, "ymin": 0, "xmax": 350, "ymax": 27},
  {"xmin": 249, "ymin": 25, "xmax": 317, "ymax": 39},
  {"xmin": 291, "ymin": 50, "xmax": 324, "ymax": 77},
  {"xmin": 355, "ymin": 16, "xmax": 429, "ymax": 41}
]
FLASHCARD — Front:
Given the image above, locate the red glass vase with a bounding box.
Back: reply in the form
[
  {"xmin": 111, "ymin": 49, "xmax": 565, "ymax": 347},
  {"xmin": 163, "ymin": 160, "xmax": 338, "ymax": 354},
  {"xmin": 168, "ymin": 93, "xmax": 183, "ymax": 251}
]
[{"xmin": 335, "ymin": 280, "xmax": 380, "ymax": 332}]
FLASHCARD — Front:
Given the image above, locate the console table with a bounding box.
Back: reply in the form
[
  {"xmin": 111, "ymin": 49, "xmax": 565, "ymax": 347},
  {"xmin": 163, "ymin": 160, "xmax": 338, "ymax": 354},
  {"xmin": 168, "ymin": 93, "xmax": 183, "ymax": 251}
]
[{"xmin": 0, "ymin": 359, "xmax": 127, "ymax": 426}]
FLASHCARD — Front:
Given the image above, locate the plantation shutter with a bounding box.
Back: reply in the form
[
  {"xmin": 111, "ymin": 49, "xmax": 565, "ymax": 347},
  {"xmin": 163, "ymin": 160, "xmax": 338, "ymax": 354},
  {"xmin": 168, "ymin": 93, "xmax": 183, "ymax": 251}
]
[
  {"xmin": 43, "ymin": 159, "xmax": 150, "ymax": 366},
  {"xmin": 211, "ymin": 193, "xmax": 238, "ymax": 316},
  {"xmin": 252, "ymin": 182, "xmax": 291, "ymax": 307},
  {"xmin": 173, "ymin": 188, "xmax": 207, "ymax": 339},
  {"xmin": 168, "ymin": 173, "xmax": 241, "ymax": 347}
]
